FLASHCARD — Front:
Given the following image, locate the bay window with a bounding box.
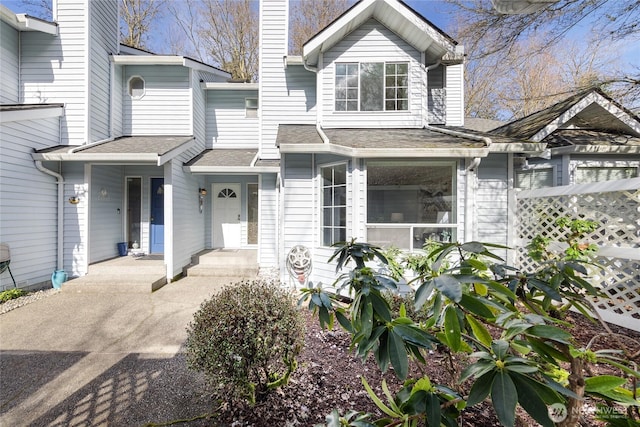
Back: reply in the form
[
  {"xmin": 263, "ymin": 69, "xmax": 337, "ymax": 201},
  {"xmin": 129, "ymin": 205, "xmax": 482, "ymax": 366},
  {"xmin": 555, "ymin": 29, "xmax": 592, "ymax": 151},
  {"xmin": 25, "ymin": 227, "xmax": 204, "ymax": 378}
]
[
  {"xmin": 335, "ymin": 62, "xmax": 408, "ymax": 112},
  {"xmin": 321, "ymin": 163, "xmax": 347, "ymax": 246},
  {"xmin": 366, "ymin": 161, "xmax": 456, "ymax": 250}
]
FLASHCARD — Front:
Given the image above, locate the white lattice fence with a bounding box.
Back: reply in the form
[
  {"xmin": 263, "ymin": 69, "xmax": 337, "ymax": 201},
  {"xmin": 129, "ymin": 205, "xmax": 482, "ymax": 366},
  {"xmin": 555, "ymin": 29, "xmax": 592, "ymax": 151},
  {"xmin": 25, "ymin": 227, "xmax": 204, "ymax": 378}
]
[{"xmin": 512, "ymin": 178, "xmax": 640, "ymax": 331}]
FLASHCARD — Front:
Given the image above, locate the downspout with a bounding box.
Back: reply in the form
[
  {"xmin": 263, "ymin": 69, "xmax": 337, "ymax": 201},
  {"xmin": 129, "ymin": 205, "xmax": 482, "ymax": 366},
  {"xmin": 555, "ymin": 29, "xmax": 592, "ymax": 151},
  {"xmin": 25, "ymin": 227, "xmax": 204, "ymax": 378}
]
[
  {"xmin": 464, "ymin": 157, "xmax": 481, "ymax": 243},
  {"xmin": 35, "ymin": 161, "xmax": 64, "ymax": 270},
  {"xmin": 302, "ymin": 60, "xmax": 330, "ymax": 145}
]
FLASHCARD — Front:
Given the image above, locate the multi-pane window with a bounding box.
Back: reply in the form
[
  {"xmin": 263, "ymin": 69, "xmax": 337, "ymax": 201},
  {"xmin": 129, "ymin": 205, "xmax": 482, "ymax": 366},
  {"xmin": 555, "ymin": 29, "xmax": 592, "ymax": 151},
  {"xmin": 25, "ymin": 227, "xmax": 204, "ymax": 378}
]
[
  {"xmin": 321, "ymin": 164, "xmax": 347, "ymax": 246},
  {"xmin": 335, "ymin": 62, "xmax": 409, "ymax": 112}
]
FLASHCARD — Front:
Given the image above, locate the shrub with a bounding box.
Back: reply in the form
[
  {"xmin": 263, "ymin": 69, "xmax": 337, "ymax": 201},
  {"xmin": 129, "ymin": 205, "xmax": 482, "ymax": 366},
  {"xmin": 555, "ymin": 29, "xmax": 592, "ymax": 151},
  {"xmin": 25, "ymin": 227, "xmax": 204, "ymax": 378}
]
[
  {"xmin": 185, "ymin": 280, "xmax": 304, "ymax": 405},
  {"xmin": 0, "ymin": 288, "xmax": 26, "ymax": 303}
]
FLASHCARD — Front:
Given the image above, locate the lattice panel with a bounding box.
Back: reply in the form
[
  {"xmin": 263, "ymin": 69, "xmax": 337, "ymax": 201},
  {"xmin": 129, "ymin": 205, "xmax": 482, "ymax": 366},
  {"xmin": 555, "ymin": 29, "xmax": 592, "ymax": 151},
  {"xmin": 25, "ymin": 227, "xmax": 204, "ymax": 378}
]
[
  {"xmin": 515, "ymin": 189, "xmax": 640, "ymax": 247},
  {"xmin": 514, "ymin": 186, "xmax": 640, "ymax": 331},
  {"xmin": 590, "ymin": 257, "xmax": 640, "ymax": 320}
]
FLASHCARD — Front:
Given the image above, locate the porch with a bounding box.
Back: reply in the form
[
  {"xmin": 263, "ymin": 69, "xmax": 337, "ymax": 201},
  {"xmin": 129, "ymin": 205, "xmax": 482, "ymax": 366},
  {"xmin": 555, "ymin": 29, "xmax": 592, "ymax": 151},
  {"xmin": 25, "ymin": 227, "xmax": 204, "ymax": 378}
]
[
  {"xmin": 61, "ymin": 249, "xmax": 259, "ymax": 293},
  {"xmin": 62, "ymin": 255, "xmax": 167, "ymax": 293}
]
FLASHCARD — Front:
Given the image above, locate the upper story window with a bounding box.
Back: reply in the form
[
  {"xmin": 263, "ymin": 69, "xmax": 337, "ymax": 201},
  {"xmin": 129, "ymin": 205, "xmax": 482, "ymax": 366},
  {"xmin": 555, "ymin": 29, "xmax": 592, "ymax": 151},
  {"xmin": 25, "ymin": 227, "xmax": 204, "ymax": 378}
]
[
  {"xmin": 335, "ymin": 62, "xmax": 408, "ymax": 112},
  {"xmin": 128, "ymin": 76, "xmax": 145, "ymax": 99}
]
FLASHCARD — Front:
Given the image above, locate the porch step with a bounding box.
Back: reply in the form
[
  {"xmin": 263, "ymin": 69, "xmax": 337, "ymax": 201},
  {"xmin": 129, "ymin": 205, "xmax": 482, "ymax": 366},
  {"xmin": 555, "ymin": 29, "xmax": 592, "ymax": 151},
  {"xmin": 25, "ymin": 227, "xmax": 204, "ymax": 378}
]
[
  {"xmin": 61, "ymin": 255, "xmax": 167, "ymax": 293},
  {"xmin": 61, "ymin": 274, "xmax": 167, "ymax": 293},
  {"xmin": 184, "ymin": 249, "xmax": 259, "ymax": 279}
]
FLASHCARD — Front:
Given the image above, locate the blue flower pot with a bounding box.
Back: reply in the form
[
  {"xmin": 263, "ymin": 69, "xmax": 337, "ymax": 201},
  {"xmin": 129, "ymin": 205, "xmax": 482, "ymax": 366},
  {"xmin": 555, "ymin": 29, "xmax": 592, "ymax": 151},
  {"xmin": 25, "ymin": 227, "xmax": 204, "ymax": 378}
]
[{"xmin": 51, "ymin": 270, "xmax": 67, "ymax": 289}]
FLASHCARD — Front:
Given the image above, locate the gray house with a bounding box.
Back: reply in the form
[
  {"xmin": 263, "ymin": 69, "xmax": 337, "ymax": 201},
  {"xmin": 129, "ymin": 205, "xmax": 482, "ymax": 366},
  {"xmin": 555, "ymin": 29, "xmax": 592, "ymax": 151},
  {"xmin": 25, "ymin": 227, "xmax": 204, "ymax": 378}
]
[{"xmin": 0, "ymin": 0, "xmax": 636, "ymax": 290}]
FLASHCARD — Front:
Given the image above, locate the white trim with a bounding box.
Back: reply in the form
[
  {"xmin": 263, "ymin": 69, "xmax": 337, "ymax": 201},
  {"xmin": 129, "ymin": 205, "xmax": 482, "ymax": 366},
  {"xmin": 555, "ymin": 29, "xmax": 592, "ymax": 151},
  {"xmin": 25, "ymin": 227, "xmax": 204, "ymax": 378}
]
[
  {"xmin": 279, "ymin": 143, "xmax": 490, "ymax": 158},
  {"xmin": 127, "ymin": 75, "xmax": 145, "ymax": 99},
  {"xmin": 0, "ymin": 105, "xmax": 64, "ymax": 123},
  {"xmin": 185, "ymin": 165, "xmax": 280, "ymax": 174},
  {"xmin": 85, "ymin": 2, "xmax": 91, "ymax": 144},
  {"xmin": 0, "ymin": 6, "xmax": 58, "ymax": 34},
  {"xmin": 124, "ymin": 176, "xmax": 143, "ymax": 249},
  {"xmin": 110, "ymin": 55, "xmax": 230, "ymax": 78},
  {"xmin": 201, "ymin": 82, "xmax": 259, "ymax": 91}
]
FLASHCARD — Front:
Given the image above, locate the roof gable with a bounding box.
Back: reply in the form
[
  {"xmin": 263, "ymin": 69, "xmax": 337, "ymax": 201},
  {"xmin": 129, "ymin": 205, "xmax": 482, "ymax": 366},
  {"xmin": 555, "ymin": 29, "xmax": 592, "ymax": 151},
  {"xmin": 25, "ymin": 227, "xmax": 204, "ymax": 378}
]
[
  {"xmin": 302, "ymin": 0, "xmax": 461, "ymax": 67},
  {"xmin": 492, "ymin": 89, "xmax": 640, "ymax": 142}
]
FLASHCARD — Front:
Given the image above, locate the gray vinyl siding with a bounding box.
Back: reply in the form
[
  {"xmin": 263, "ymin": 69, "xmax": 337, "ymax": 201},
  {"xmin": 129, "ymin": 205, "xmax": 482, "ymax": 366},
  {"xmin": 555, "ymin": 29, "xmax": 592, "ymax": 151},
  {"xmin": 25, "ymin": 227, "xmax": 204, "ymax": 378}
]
[
  {"xmin": 259, "ymin": 174, "xmax": 278, "ymax": 267},
  {"xmin": 200, "ymin": 71, "xmax": 227, "ymax": 83},
  {"xmin": 62, "ymin": 163, "xmax": 89, "ymax": 277},
  {"xmin": 259, "ymin": 0, "xmax": 288, "ymax": 160},
  {"xmin": 170, "ymin": 149, "xmax": 206, "ymax": 279},
  {"xmin": 206, "ymin": 89, "xmax": 259, "ymax": 148},
  {"xmin": 320, "ymin": 19, "xmax": 423, "ymax": 128},
  {"xmin": 1, "ymin": 21, "xmax": 19, "ymax": 103},
  {"xmin": 122, "ymin": 65, "xmax": 192, "ymax": 135},
  {"xmin": 193, "ymin": 71, "xmax": 207, "ymax": 144},
  {"xmin": 89, "ymin": 165, "xmax": 124, "ymax": 263},
  {"xmin": 21, "ymin": 2, "xmax": 87, "ymax": 145},
  {"xmin": 282, "ymin": 154, "xmax": 315, "ymax": 252},
  {"xmin": 476, "ymin": 154, "xmax": 509, "ymax": 258},
  {"xmin": 445, "ymin": 64, "xmax": 464, "ymax": 126},
  {"xmin": 427, "ymin": 65, "xmax": 445, "ymax": 124},
  {"xmin": 89, "ymin": 0, "xmax": 118, "ymax": 142},
  {"xmin": 113, "ymin": 64, "xmax": 123, "ymax": 137},
  {"xmin": 0, "ymin": 117, "xmax": 60, "ymax": 290}
]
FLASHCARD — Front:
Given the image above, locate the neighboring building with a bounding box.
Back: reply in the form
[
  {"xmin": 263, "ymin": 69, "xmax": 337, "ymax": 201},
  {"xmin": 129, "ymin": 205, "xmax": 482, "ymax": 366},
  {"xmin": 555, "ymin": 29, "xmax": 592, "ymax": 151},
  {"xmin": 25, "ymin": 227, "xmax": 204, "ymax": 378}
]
[
  {"xmin": 5, "ymin": 0, "xmax": 630, "ymax": 290},
  {"xmin": 492, "ymin": 89, "xmax": 640, "ymax": 190}
]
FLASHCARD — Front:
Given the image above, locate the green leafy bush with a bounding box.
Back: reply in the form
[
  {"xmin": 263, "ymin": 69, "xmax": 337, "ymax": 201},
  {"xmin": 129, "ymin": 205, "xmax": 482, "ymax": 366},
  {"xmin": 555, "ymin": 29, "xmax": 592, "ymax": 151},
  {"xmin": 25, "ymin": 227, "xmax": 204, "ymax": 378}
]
[
  {"xmin": 185, "ymin": 280, "xmax": 304, "ymax": 405},
  {"xmin": 0, "ymin": 288, "xmax": 25, "ymax": 303}
]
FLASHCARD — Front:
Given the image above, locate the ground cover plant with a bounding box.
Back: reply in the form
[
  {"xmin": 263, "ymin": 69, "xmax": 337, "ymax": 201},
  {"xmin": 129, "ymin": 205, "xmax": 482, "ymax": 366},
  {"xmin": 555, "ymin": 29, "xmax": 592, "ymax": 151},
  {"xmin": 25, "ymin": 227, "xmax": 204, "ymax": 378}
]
[
  {"xmin": 0, "ymin": 288, "xmax": 25, "ymax": 303},
  {"xmin": 299, "ymin": 219, "xmax": 640, "ymax": 427}
]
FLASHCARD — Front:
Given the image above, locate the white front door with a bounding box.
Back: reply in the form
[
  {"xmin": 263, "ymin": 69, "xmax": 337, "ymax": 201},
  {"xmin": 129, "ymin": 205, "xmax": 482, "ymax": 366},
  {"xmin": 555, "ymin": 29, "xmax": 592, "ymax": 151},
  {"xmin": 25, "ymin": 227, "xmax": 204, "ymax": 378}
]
[{"xmin": 212, "ymin": 183, "xmax": 242, "ymax": 248}]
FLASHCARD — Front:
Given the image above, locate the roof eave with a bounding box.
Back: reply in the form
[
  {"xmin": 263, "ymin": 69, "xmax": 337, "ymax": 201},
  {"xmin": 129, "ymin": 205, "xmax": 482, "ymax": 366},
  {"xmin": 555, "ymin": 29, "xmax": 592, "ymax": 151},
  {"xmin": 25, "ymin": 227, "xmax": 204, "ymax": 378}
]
[
  {"xmin": 489, "ymin": 142, "xmax": 547, "ymax": 154},
  {"xmin": 550, "ymin": 145, "xmax": 640, "ymax": 155},
  {"xmin": 302, "ymin": 0, "xmax": 458, "ymax": 67},
  {"xmin": 280, "ymin": 143, "xmax": 490, "ymax": 158},
  {"xmin": 185, "ymin": 166, "xmax": 281, "ymax": 174},
  {"xmin": 32, "ymin": 153, "xmax": 160, "ymax": 163},
  {"xmin": 201, "ymin": 82, "xmax": 259, "ymax": 91}
]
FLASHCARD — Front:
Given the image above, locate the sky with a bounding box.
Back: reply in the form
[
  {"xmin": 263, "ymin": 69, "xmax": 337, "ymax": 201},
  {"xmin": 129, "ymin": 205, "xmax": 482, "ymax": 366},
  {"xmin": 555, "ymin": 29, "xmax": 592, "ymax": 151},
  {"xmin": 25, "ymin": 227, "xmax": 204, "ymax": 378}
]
[{"xmin": 3, "ymin": 0, "xmax": 638, "ymax": 92}]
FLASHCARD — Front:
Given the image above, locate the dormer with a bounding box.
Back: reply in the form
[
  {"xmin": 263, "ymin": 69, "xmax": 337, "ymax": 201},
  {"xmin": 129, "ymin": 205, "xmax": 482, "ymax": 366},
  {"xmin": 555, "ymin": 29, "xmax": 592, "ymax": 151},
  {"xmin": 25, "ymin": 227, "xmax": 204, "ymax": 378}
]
[{"xmin": 301, "ymin": 0, "xmax": 465, "ymax": 127}]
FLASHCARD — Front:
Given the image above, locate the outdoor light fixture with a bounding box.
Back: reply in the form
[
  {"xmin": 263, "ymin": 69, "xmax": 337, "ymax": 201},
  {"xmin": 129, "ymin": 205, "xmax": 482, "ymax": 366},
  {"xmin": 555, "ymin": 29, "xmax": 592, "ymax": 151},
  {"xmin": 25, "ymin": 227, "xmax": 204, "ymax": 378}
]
[
  {"xmin": 68, "ymin": 196, "xmax": 80, "ymax": 204},
  {"xmin": 198, "ymin": 188, "xmax": 207, "ymax": 213},
  {"xmin": 199, "ymin": 188, "xmax": 207, "ymax": 196}
]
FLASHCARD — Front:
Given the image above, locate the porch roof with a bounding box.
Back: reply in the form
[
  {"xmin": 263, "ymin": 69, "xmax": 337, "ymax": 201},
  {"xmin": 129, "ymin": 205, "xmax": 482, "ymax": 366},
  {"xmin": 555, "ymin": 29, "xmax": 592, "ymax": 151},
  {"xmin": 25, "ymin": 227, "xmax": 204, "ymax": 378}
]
[
  {"xmin": 184, "ymin": 149, "xmax": 280, "ymax": 174},
  {"xmin": 32, "ymin": 136, "xmax": 196, "ymax": 166},
  {"xmin": 277, "ymin": 125, "xmax": 543, "ymax": 157}
]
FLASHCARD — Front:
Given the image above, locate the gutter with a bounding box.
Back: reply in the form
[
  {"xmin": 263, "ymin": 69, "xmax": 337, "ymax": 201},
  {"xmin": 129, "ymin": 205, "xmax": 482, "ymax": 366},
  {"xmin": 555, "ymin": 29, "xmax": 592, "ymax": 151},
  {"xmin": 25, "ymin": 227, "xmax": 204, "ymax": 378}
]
[{"xmin": 35, "ymin": 161, "xmax": 64, "ymax": 270}]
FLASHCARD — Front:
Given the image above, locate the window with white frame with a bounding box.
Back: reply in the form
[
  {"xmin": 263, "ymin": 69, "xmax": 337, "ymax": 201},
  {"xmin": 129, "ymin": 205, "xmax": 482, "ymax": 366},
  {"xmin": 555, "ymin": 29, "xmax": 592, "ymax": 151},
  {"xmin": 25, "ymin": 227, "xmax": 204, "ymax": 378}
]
[
  {"xmin": 335, "ymin": 62, "xmax": 408, "ymax": 112},
  {"xmin": 321, "ymin": 163, "xmax": 347, "ymax": 246},
  {"xmin": 515, "ymin": 167, "xmax": 555, "ymax": 190},
  {"xmin": 128, "ymin": 76, "xmax": 145, "ymax": 99},
  {"xmin": 366, "ymin": 161, "xmax": 456, "ymax": 250}
]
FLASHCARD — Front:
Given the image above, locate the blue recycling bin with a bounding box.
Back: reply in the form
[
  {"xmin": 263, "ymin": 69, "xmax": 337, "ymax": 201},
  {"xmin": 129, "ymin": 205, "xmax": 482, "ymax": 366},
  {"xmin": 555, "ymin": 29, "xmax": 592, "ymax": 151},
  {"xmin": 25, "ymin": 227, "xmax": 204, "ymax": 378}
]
[{"xmin": 117, "ymin": 242, "xmax": 127, "ymax": 256}]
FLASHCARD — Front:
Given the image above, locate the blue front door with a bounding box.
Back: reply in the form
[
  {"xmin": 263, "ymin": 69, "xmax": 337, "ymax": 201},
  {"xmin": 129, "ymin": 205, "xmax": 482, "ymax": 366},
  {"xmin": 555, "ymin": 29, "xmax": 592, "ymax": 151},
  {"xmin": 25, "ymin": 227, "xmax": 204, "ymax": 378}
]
[{"xmin": 150, "ymin": 178, "xmax": 164, "ymax": 254}]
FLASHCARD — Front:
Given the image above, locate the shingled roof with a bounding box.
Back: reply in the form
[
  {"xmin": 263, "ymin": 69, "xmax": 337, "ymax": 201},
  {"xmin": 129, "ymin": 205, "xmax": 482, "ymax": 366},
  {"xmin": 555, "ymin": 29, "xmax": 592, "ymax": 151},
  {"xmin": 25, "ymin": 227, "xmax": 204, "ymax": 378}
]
[{"xmin": 492, "ymin": 88, "xmax": 640, "ymax": 142}]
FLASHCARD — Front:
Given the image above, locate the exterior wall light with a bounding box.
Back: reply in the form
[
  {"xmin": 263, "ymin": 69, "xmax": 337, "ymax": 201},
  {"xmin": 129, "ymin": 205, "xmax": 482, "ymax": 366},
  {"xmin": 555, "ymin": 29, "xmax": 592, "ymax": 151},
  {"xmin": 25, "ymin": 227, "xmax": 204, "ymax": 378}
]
[
  {"xmin": 199, "ymin": 188, "xmax": 207, "ymax": 196},
  {"xmin": 69, "ymin": 196, "xmax": 80, "ymax": 204}
]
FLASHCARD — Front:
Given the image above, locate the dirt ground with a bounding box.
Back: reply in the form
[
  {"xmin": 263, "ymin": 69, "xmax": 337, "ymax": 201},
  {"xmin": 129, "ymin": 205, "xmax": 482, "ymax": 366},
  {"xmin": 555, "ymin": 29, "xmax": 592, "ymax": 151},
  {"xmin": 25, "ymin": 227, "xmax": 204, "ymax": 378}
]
[{"xmin": 211, "ymin": 310, "xmax": 640, "ymax": 427}]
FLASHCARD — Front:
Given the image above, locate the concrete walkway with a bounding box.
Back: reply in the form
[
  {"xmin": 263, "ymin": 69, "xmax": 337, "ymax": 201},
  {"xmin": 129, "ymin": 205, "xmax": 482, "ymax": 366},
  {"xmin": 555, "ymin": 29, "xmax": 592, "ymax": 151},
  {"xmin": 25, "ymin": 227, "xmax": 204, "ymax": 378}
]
[{"xmin": 0, "ymin": 276, "xmax": 240, "ymax": 426}]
